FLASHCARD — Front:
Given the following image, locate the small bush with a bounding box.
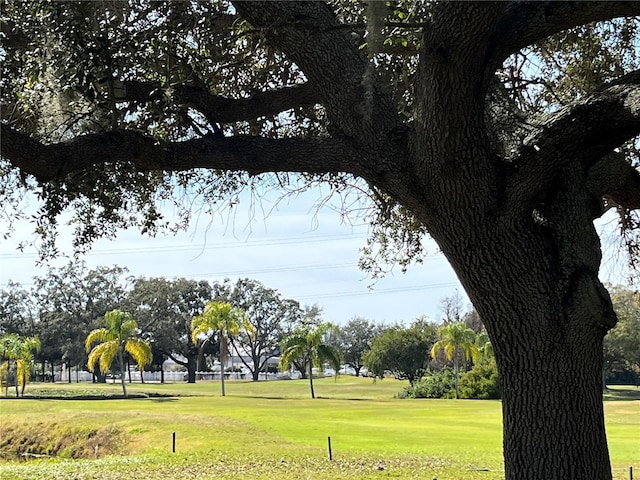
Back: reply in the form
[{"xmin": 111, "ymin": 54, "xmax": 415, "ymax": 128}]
[
  {"xmin": 458, "ymin": 358, "xmax": 501, "ymax": 399},
  {"xmin": 399, "ymin": 368, "xmax": 456, "ymax": 399}
]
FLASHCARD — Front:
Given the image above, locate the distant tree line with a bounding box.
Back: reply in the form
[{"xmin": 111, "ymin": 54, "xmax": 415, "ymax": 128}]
[
  {"xmin": 0, "ymin": 261, "xmax": 309, "ymax": 385},
  {"xmin": 1, "ymin": 262, "xmax": 638, "ymax": 397}
]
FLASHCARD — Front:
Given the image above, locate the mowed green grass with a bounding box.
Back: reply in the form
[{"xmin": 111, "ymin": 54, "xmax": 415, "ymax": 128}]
[{"xmin": 0, "ymin": 378, "xmax": 638, "ymax": 480}]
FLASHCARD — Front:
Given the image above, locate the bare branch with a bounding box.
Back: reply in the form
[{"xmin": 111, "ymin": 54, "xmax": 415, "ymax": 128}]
[
  {"xmin": 0, "ymin": 123, "xmax": 358, "ymax": 181},
  {"xmin": 491, "ymin": 2, "xmax": 640, "ymax": 65}
]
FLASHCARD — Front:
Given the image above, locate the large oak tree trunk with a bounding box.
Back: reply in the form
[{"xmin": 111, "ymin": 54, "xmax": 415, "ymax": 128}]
[
  {"xmin": 499, "ymin": 334, "xmax": 609, "ymax": 478},
  {"xmin": 427, "ymin": 210, "xmax": 615, "ymax": 479}
]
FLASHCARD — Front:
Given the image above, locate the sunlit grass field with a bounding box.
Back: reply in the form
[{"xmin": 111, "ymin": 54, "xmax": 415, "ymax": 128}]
[{"xmin": 0, "ymin": 377, "xmax": 638, "ymax": 479}]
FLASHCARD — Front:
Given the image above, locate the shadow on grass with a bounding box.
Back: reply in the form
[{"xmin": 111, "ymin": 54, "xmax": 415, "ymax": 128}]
[
  {"xmin": 150, "ymin": 397, "xmax": 179, "ymax": 403},
  {"xmin": 230, "ymin": 395, "xmax": 290, "ymax": 400},
  {"xmin": 5, "ymin": 392, "xmax": 178, "ymax": 401},
  {"xmin": 603, "ymin": 387, "xmax": 640, "ymax": 401},
  {"xmin": 227, "ymin": 394, "xmax": 376, "ymax": 402}
]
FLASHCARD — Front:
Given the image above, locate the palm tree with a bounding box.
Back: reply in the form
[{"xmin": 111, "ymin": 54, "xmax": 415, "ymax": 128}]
[
  {"xmin": 85, "ymin": 309, "xmax": 152, "ymax": 398},
  {"xmin": 431, "ymin": 322, "xmax": 480, "ymax": 399},
  {"xmin": 279, "ymin": 322, "xmax": 341, "ymax": 399},
  {"xmin": 191, "ymin": 301, "xmax": 250, "ymax": 396},
  {"xmin": 0, "ymin": 333, "xmax": 41, "ymax": 397},
  {"xmin": 476, "ymin": 330, "xmax": 494, "ymax": 358}
]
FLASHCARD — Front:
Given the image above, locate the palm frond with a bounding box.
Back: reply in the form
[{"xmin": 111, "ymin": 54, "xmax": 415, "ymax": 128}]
[
  {"xmin": 279, "ymin": 342, "xmax": 308, "ymax": 371},
  {"xmin": 317, "ymin": 344, "xmax": 341, "ymax": 371},
  {"xmin": 191, "ymin": 314, "xmax": 214, "ymax": 343},
  {"xmin": 120, "ymin": 319, "xmax": 139, "ymax": 339},
  {"xmin": 125, "ymin": 338, "xmax": 153, "ymax": 370},
  {"xmin": 191, "ymin": 301, "xmax": 250, "ymax": 344},
  {"xmin": 16, "ymin": 358, "xmax": 32, "ymax": 386},
  {"xmin": 87, "ymin": 341, "xmax": 119, "ymax": 373},
  {"xmin": 85, "ymin": 328, "xmax": 110, "ymax": 352}
]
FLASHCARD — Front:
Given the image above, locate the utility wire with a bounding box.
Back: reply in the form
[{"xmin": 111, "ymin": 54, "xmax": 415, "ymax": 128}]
[{"xmin": 0, "ymin": 232, "xmax": 368, "ymax": 259}]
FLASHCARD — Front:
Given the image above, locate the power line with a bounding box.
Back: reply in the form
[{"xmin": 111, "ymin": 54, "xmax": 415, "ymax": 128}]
[
  {"xmin": 295, "ymin": 282, "xmax": 459, "ymax": 301},
  {"xmin": 181, "ymin": 262, "xmax": 358, "ymax": 278},
  {"xmin": 0, "ymin": 232, "xmax": 368, "ymax": 259}
]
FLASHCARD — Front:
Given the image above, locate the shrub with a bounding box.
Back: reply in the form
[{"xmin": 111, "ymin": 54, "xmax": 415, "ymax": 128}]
[
  {"xmin": 458, "ymin": 357, "xmax": 501, "ymax": 399},
  {"xmin": 399, "ymin": 368, "xmax": 456, "ymax": 399}
]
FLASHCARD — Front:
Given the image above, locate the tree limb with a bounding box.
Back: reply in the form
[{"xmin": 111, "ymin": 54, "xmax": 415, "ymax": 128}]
[
  {"xmin": 112, "ymin": 81, "xmax": 320, "ymax": 124},
  {"xmin": 505, "ymin": 69, "xmax": 640, "ymax": 211},
  {"xmin": 491, "ymin": 2, "xmax": 640, "ymax": 65},
  {"xmin": 0, "ymin": 19, "xmax": 31, "ymax": 49},
  {"xmin": 232, "ymin": 1, "xmax": 402, "ymax": 145},
  {"xmin": 587, "ymin": 154, "xmax": 640, "ymax": 211},
  {"xmin": 1, "ymin": 123, "xmax": 358, "ymax": 181}
]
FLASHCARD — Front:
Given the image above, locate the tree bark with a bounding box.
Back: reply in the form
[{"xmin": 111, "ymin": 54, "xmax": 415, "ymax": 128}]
[
  {"xmin": 424, "ymin": 214, "xmax": 615, "ymax": 480},
  {"xmin": 186, "ymin": 357, "xmax": 197, "ymax": 384},
  {"xmin": 119, "ymin": 349, "xmax": 128, "ymax": 398},
  {"xmin": 308, "ymin": 356, "xmax": 315, "ymax": 399},
  {"xmin": 13, "ymin": 361, "xmax": 19, "ymax": 398},
  {"xmin": 453, "ymin": 354, "xmax": 459, "ymax": 400},
  {"xmin": 171, "ymin": 350, "xmax": 198, "ymax": 383},
  {"xmin": 220, "ymin": 336, "xmax": 227, "ymax": 397}
]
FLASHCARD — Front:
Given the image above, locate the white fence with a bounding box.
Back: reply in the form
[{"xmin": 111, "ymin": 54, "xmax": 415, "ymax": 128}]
[{"xmin": 50, "ymin": 369, "xmax": 282, "ymax": 383}]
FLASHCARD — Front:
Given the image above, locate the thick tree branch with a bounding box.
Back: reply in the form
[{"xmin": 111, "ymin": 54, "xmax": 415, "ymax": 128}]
[
  {"xmin": 1, "ymin": 124, "xmax": 358, "ymax": 181},
  {"xmin": 231, "ymin": 1, "xmax": 418, "ymax": 206},
  {"xmin": 111, "ymin": 81, "xmax": 320, "ymax": 124},
  {"xmin": 587, "ymin": 154, "xmax": 640, "ymax": 211},
  {"xmin": 0, "ymin": 19, "xmax": 30, "ymax": 49},
  {"xmin": 491, "ymin": 2, "xmax": 640, "ymax": 65},
  {"xmin": 232, "ymin": 1, "xmax": 402, "ymax": 146},
  {"xmin": 505, "ymin": 70, "xmax": 640, "ymax": 212}
]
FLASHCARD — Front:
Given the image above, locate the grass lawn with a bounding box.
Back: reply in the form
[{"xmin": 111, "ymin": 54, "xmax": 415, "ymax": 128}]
[{"xmin": 0, "ymin": 377, "xmax": 638, "ymax": 479}]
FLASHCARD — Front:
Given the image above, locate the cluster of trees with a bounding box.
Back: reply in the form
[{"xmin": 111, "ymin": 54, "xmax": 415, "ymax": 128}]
[
  {"xmin": 359, "ymin": 314, "xmax": 497, "ymax": 400},
  {"xmin": 0, "ymin": 262, "xmax": 396, "ymax": 395},
  {"xmin": 0, "ymin": 262, "xmax": 314, "ymax": 386},
  {"xmin": 603, "ymin": 286, "xmax": 640, "ymax": 387},
  {"xmin": 0, "ymin": 333, "xmax": 40, "ymax": 397},
  {"xmin": 2, "ymin": 263, "xmax": 638, "ymax": 400}
]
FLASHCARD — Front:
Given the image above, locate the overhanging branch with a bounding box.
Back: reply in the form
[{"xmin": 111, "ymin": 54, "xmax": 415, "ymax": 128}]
[
  {"xmin": 232, "ymin": 1, "xmax": 403, "ymax": 145},
  {"xmin": 505, "ymin": 69, "xmax": 640, "ymax": 210},
  {"xmin": 587, "ymin": 154, "xmax": 640, "ymax": 211},
  {"xmin": 1, "ymin": 124, "xmax": 358, "ymax": 181},
  {"xmin": 111, "ymin": 81, "xmax": 320, "ymax": 124},
  {"xmin": 491, "ymin": 2, "xmax": 640, "ymax": 65}
]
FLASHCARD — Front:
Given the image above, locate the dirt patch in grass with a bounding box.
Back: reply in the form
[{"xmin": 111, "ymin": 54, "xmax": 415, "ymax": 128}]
[{"xmin": 0, "ymin": 422, "xmax": 128, "ymax": 461}]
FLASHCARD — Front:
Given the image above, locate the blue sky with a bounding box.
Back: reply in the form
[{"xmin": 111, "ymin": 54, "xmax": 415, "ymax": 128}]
[
  {"xmin": 0, "ymin": 187, "xmax": 465, "ymax": 325},
  {"xmin": 1, "ymin": 185, "xmax": 631, "ymax": 325}
]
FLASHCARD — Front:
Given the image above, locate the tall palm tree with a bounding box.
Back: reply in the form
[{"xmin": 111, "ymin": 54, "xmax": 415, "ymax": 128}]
[
  {"xmin": 191, "ymin": 301, "xmax": 250, "ymax": 396},
  {"xmin": 431, "ymin": 322, "xmax": 480, "ymax": 399},
  {"xmin": 85, "ymin": 309, "xmax": 152, "ymax": 398},
  {"xmin": 279, "ymin": 322, "xmax": 341, "ymax": 399},
  {"xmin": 0, "ymin": 333, "xmax": 41, "ymax": 397}
]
